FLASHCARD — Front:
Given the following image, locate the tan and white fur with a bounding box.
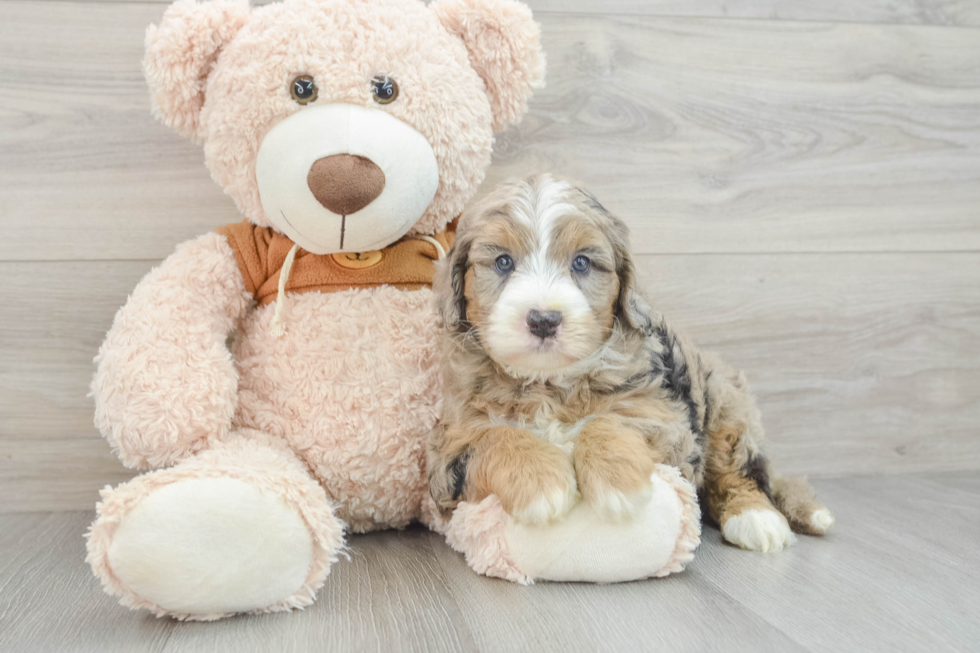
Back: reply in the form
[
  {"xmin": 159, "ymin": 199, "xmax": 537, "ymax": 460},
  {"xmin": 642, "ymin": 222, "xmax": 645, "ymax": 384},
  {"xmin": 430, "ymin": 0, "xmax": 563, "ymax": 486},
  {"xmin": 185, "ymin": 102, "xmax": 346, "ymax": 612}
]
[{"xmin": 428, "ymin": 174, "xmax": 834, "ymax": 552}]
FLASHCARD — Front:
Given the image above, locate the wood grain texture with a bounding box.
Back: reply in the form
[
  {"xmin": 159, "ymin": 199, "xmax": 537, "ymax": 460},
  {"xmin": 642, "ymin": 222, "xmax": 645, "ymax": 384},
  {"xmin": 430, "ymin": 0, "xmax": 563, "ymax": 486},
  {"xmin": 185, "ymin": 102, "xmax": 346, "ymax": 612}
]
[
  {"xmin": 2, "ymin": 253, "xmax": 977, "ymax": 511},
  {"xmin": 0, "ymin": 512, "xmax": 176, "ymax": 653},
  {"xmin": 693, "ymin": 474, "xmax": 980, "ymax": 652},
  {"xmin": 0, "ymin": 439, "xmax": 136, "ymax": 513},
  {"xmin": 50, "ymin": 0, "xmax": 980, "ymax": 27},
  {"xmin": 427, "ymin": 526, "xmax": 805, "ymax": 653},
  {"xmin": 2, "ymin": 474, "xmax": 979, "ymax": 652},
  {"xmin": 0, "ymin": 261, "xmax": 153, "ymax": 441},
  {"xmin": 0, "ymin": 1, "xmax": 239, "ymax": 263},
  {"xmin": 2, "ymin": 3, "xmax": 980, "ymax": 260},
  {"xmin": 639, "ymin": 252, "xmax": 980, "ymax": 477},
  {"xmin": 825, "ymin": 474, "xmax": 980, "ymax": 581},
  {"xmin": 485, "ymin": 15, "xmax": 980, "ymax": 255},
  {"xmin": 524, "ymin": 0, "xmax": 980, "ymax": 26}
]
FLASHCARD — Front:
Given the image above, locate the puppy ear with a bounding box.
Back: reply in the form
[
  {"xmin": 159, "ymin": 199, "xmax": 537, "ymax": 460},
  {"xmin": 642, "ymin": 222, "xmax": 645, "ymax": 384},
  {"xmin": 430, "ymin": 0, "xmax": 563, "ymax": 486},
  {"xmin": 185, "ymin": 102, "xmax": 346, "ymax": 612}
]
[
  {"xmin": 609, "ymin": 219, "xmax": 655, "ymax": 336},
  {"xmin": 434, "ymin": 233, "xmax": 472, "ymax": 330},
  {"xmin": 143, "ymin": 0, "xmax": 250, "ymax": 141},
  {"xmin": 431, "ymin": 0, "xmax": 545, "ymax": 132}
]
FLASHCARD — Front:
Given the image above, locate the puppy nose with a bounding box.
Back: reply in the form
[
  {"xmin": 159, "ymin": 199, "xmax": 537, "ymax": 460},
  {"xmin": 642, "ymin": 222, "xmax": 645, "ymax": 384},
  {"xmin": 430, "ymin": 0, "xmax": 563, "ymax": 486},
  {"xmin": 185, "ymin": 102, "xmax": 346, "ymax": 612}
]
[
  {"xmin": 307, "ymin": 154, "xmax": 386, "ymax": 215},
  {"xmin": 527, "ymin": 309, "xmax": 563, "ymax": 339}
]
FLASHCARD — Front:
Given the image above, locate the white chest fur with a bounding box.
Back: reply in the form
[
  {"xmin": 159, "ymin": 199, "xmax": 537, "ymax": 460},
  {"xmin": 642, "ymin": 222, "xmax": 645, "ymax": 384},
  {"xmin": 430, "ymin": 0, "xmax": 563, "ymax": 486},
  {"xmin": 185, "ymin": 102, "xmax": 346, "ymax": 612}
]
[{"xmin": 488, "ymin": 412, "xmax": 596, "ymax": 451}]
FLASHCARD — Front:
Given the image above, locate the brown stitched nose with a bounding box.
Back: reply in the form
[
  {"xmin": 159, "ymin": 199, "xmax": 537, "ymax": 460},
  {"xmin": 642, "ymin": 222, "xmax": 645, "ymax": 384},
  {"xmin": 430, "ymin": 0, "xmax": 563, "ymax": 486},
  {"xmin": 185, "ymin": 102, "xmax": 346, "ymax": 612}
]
[
  {"xmin": 527, "ymin": 309, "xmax": 562, "ymax": 339},
  {"xmin": 307, "ymin": 154, "xmax": 386, "ymax": 215}
]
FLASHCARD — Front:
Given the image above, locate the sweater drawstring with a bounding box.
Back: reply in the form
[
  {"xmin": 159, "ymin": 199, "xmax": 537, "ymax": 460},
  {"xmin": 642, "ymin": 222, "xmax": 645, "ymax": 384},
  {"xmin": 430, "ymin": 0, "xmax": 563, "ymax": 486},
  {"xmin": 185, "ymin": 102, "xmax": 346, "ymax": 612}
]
[
  {"xmin": 414, "ymin": 235, "xmax": 446, "ymax": 260},
  {"xmin": 270, "ymin": 243, "xmax": 300, "ymax": 338}
]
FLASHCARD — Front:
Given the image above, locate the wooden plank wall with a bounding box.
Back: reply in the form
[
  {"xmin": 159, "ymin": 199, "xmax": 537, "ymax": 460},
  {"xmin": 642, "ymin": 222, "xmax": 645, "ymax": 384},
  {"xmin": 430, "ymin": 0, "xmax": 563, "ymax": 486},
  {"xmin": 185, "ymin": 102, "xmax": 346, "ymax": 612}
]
[{"xmin": 1, "ymin": 0, "xmax": 978, "ymax": 511}]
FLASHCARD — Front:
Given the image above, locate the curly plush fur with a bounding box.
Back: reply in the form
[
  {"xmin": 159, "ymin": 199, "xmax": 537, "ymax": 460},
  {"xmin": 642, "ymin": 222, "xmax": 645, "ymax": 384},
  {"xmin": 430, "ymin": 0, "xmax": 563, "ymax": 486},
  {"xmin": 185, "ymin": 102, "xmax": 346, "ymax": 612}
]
[{"xmin": 86, "ymin": 0, "xmax": 545, "ymax": 620}]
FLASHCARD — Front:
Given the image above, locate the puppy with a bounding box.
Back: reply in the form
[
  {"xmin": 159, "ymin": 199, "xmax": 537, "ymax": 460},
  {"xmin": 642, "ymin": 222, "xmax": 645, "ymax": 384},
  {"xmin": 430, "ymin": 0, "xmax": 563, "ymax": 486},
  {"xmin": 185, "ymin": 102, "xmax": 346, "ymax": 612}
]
[{"xmin": 428, "ymin": 174, "xmax": 834, "ymax": 552}]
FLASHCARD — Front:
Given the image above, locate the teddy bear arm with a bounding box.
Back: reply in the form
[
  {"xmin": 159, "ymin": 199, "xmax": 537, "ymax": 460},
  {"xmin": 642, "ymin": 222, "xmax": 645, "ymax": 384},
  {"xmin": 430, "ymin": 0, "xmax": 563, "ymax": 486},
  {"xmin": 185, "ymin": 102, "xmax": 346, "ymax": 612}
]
[{"xmin": 92, "ymin": 232, "xmax": 251, "ymax": 470}]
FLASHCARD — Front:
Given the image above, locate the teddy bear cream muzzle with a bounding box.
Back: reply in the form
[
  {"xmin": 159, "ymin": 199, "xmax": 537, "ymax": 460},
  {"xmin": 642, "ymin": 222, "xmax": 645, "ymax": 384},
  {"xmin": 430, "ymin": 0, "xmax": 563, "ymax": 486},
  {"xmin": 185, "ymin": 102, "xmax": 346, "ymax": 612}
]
[{"xmin": 256, "ymin": 103, "xmax": 440, "ymax": 255}]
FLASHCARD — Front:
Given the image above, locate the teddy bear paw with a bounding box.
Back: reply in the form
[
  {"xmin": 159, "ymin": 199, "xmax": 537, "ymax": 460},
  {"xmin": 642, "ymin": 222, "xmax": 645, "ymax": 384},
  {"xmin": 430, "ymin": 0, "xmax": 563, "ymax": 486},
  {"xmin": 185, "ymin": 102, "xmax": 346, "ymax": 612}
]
[{"xmin": 97, "ymin": 477, "xmax": 323, "ymax": 619}]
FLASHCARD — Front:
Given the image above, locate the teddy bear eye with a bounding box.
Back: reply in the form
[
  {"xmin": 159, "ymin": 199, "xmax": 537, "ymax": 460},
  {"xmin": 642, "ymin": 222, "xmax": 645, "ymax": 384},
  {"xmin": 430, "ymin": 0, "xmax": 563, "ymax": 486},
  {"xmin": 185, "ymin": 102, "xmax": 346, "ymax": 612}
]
[
  {"xmin": 290, "ymin": 75, "xmax": 318, "ymax": 105},
  {"xmin": 371, "ymin": 75, "xmax": 399, "ymax": 105}
]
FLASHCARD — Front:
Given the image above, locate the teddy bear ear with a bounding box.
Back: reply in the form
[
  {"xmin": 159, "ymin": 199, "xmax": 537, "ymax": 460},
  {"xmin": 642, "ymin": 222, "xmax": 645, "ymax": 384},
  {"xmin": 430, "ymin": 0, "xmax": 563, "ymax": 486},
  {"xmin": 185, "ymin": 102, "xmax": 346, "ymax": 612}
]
[
  {"xmin": 143, "ymin": 0, "xmax": 251, "ymax": 141},
  {"xmin": 431, "ymin": 0, "xmax": 546, "ymax": 132}
]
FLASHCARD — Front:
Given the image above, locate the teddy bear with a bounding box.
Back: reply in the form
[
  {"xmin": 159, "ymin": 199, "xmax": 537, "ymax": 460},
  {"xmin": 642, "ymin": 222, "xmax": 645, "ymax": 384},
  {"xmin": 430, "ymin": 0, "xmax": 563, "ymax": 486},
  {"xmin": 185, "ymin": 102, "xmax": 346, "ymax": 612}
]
[
  {"xmin": 85, "ymin": 0, "xmax": 547, "ymax": 620},
  {"xmin": 86, "ymin": 0, "xmax": 701, "ymax": 620}
]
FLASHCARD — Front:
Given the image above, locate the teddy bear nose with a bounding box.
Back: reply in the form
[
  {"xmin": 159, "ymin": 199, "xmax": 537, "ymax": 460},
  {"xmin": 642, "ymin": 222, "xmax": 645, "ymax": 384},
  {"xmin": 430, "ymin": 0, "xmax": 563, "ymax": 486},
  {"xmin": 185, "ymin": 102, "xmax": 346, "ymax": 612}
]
[{"xmin": 307, "ymin": 154, "xmax": 386, "ymax": 215}]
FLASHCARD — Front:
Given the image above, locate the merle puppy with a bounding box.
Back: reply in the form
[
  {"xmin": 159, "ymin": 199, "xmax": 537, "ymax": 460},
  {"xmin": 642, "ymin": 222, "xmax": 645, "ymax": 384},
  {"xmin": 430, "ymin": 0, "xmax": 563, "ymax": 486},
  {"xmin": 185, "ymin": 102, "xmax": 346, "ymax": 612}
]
[{"xmin": 428, "ymin": 174, "xmax": 834, "ymax": 552}]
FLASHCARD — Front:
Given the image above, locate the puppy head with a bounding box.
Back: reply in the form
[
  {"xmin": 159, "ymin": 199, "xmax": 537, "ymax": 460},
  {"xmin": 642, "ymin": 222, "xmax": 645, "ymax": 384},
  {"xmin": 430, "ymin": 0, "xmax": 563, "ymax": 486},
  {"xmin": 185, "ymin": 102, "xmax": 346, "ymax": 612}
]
[{"xmin": 435, "ymin": 173, "xmax": 652, "ymax": 377}]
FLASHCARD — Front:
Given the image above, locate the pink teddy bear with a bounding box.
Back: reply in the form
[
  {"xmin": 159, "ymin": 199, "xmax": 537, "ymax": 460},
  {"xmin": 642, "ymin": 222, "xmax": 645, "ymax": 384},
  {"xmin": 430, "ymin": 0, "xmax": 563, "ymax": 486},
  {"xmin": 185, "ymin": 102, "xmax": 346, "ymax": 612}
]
[{"xmin": 86, "ymin": 0, "xmax": 545, "ymax": 620}]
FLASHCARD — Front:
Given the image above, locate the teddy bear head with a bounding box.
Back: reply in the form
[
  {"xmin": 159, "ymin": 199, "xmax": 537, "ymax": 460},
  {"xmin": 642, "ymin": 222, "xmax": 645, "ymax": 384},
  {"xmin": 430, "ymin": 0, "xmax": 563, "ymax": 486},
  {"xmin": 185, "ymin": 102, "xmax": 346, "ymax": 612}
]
[{"xmin": 144, "ymin": 0, "xmax": 544, "ymax": 254}]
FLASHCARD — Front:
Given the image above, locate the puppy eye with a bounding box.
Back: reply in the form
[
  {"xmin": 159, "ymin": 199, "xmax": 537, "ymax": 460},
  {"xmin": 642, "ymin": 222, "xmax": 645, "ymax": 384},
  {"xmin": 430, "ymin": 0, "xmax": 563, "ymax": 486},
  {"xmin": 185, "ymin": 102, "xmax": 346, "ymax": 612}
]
[
  {"xmin": 571, "ymin": 255, "xmax": 591, "ymax": 274},
  {"xmin": 494, "ymin": 254, "xmax": 515, "ymax": 274},
  {"xmin": 371, "ymin": 74, "xmax": 399, "ymax": 104},
  {"xmin": 290, "ymin": 76, "xmax": 318, "ymax": 105}
]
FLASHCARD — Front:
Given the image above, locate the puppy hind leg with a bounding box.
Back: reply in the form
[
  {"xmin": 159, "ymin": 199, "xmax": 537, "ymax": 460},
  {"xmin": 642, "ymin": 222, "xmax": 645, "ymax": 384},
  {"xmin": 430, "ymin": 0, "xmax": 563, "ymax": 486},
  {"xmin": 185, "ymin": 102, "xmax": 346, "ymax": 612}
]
[
  {"xmin": 704, "ymin": 423, "xmax": 795, "ymax": 553},
  {"xmin": 771, "ymin": 475, "xmax": 835, "ymax": 535}
]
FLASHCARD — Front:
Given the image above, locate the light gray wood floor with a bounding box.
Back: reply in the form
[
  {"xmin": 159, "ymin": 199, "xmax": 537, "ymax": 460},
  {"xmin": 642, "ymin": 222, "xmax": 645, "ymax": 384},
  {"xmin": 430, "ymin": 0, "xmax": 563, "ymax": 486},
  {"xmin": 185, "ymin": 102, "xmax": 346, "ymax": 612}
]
[{"xmin": 2, "ymin": 474, "xmax": 978, "ymax": 653}]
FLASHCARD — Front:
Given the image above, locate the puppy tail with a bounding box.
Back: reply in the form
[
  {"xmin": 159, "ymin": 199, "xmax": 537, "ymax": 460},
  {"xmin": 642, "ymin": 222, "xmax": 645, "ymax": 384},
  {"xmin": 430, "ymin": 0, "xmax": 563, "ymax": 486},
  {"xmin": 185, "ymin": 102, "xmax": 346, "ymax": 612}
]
[{"xmin": 770, "ymin": 475, "xmax": 835, "ymax": 536}]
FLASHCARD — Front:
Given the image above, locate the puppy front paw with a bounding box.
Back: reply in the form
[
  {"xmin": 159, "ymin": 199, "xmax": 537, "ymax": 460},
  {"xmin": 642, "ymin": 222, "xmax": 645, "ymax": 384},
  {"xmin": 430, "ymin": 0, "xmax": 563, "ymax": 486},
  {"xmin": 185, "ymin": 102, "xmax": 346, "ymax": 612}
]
[
  {"xmin": 587, "ymin": 483, "xmax": 653, "ymax": 521},
  {"xmin": 493, "ymin": 445, "xmax": 578, "ymax": 525},
  {"xmin": 722, "ymin": 508, "xmax": 796, "ymax": 552},
  {"xmin": 509, "ymin": 482, "xmax": 578, "ymax": 524},
  {"xmin": 573, "ymin": 429, "xmax": 656, "ymax": 521}
]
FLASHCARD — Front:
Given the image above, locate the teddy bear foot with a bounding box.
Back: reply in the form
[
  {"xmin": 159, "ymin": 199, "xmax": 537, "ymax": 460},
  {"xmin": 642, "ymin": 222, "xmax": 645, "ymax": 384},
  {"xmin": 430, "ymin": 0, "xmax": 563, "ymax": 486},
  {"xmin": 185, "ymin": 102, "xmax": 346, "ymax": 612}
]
[
  {"xmin": 86, "ymin": 434, "xmax": 345, "ymax": 620},
  {"xmin": 443, "ymin": 464, "xmax": 702, "ymax": 584}
]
